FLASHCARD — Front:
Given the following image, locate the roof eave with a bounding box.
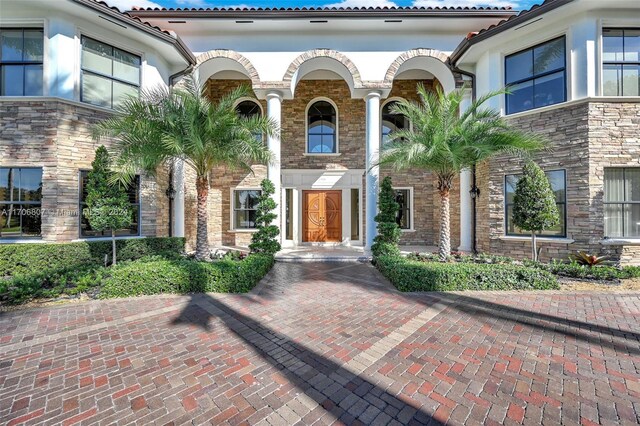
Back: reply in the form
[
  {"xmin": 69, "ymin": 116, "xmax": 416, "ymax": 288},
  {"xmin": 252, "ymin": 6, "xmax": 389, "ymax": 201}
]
[
  {"xmin": 71, "ymin": 0, "xmax": 196, "ymax": 65},
  {"xmin": 129, "ymin": 9, "xmax": 518, "ymax": 20},
  {"xmin": 449, "ymin": 0, "xmax": 575, "ymax": 66}
]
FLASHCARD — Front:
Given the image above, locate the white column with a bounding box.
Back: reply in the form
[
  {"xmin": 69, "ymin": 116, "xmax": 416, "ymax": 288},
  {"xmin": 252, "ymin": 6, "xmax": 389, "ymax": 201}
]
[
  {"xmin": 459, "ymin": 168, "xmax": 473, "ymax": 252},
  {"xmin": 459, "ymin": 87, "xmax": 473, "ymax": 252},
  {"xmin": 266, "ymin": 91, "xmax": 282, "ymax": 240},
  {"xmin": 365, "ymin": 91, "xmax": 381, "ymax": 250},
  {"xmin": 173, "ymin": 159, "xmax": 185, "ymax": 238}
]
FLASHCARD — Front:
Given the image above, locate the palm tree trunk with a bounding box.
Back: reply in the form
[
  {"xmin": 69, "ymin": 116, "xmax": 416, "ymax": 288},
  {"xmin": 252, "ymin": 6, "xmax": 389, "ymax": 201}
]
[
  {"xmin": 438, "ymin": 189, "xmax": 451, "ymax": 261},
  {"xmin": 195, "ymin": 175, "xmax": 210, "ymax": 261}
]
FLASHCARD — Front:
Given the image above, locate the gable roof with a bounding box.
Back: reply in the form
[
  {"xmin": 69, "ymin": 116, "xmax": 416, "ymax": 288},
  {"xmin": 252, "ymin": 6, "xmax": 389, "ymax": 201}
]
[
  {"xmin": 129, "ymin": 6, "xmax": 517, "ymax": 19},
  {"xmin": 72, "ymin": 0, "xmax": 195, "ymax": 64},
  {"xmin": 449, "ymin": 0, "xmax": 574, "ymax": 66}
]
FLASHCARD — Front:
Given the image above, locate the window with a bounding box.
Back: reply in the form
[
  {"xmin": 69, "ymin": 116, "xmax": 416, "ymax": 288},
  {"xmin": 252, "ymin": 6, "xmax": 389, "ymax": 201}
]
[
  {"xmin": 233, "ymin": 189, "xmax": 260, "ymax": 230},
  {"xmin": 0, "ymin": 29, "xmax": 43, "ymax": 96},
  {"xmin": 505, "ymin": 37, "xmax": 566, "ymax": 114},
  {"xmin": 236, "ymin": 99, "xmax": 263, "ymax": 142},
  {"xmin": 351, "ymin": 188, "xmax": 359, "ymax": 240},
  {"xmin": 81, "ymin": 37, "xmax": 140, "ymax": 109},
  {"xmin": 382, "ymin": 100, "xmax": 409, "ymax": 147},
  {"xmin": 79, "ymin": 171, "xmax": 140, "ymax": 237},
  {"xmin": 307, "ymin": 100, "xmax": 337, "ymax": 154},
  {"xmin": 604, "ymin": 168, "xmax": 640, "ymax": 238},
  {"xmin": 603, "ymin": 29, "xmax": 640, "ymax": 96},
  {"xmin": 285, "ymin": 189, "xmax": 293, "ymax": 240},
  {"xmin": 0, "ymin": 168, "xmax": 42, "ymax": 238},
  {"xmin": 394, "ymin": 188, "xmax": 412, "ymax": 230},
  {"xmin": 505, "ymin": 170, "xmax": 566, "ymax": 237}
]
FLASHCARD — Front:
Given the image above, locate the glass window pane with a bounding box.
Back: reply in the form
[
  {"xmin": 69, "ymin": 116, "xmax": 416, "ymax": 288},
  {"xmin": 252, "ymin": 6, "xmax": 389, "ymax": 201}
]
[
  {"xmin": 1, "ymin": 65, "xmax": 24, "ymax": 96},
  {"xmin": 24, "ymin": 64, "xmax": 43, "ymax": 96},
  {"xmin": 547, "ymin": 170, "xmax": 565, "ymax": 203},
  {"xmin": 234, "ymin": 209, "xmax": 257, "ymax": 229},
  {"xmin": 505, "ymin": 174, "xmax": 518, "ymax": 204},
  {"xmin": 603, "ymin": 29, "xmax": 624, "ymax": 62},
  {"xmin": 19, "ymin": 168, "xmax": 42, "ymax": 202},
  {"xmin": 113, "ymin": 48, "xmax": 140, "ymax": 85},
  {"xmin": 625, "ymin": 168, "xmax": 640, "ymax": 202},
  {"xmin": 0, "ymin": 169, "xmax": 9, "ymax": 202},
  {"xmin": 605, "ymin": 203, "xmax": 623, "ymax": 238},
  {"xmin": 350, "ymin": 188, "xmax": 359, "ymax": 240},
  {"xmin": 622, "ymin": 65, "xmax": 639, "ymax": 96},
  {"xmin": 506, "ymin": 49, "xmax": 533, "ymax": 84},
  {"xmin": 507, "ymin": 80, "xmax": 534, "ymax": 114},
  {"xmin": 236, "ymin": 100, "xmax": 261, "ymax": 118},
  {"xmin": 625, "ymin": 204, "xmax": 640, "ymax": 238},
  {"xmin": 20, "ymin": 204, "xmax": 41, "ymax": 236},
  {"xmin": 0, "ymin": 205, "xmax": 21, "ymax": 237},
  {"xmin": 1, "ymin": 30, "xmax": 23, "ymax": 61},
  {"xmin": 534, "ymin": 71, "xmax": 565, "ymax": 108},
  {"xmin": 22, "ymin": 30, "xmax": 43, "ymax": 62},
  {"xmin": 604, "ymin": 169, "xmax": 625, "ymax": 202},
  {"xmin": 534, "ymin": 38, "xmax": 565, "ymax": 75},
  {"xmin": 308, "ymin": 134, "xmax": 322, "ymax": 153},
  {"xmin": 506, "ymin": 205, "xmax": 524, "ymax": 235},
  {"xmin": 112, "ymin": 81, "xmax": 138, "ymax": 109},
  {"xmin": 235, "ymin": 190, "xmax": 260, "ymax": 210},
  {"xmin": 82, "ymin": 73, "xmax": 112, "ymax": 108},
  {"xmin": 623, "ymin": 29, "xmax": 640, "ymax": 62},
  {"xmin": 322, "ymin": 135, "xmax": 335, "ymax": 153},
  {"xmin": 82, "ymin": 38, "xmax": 113, "ymax": 76},
  {"xmin": 603, "ymin": 64, "xmax": 622, "ymax": 96}
]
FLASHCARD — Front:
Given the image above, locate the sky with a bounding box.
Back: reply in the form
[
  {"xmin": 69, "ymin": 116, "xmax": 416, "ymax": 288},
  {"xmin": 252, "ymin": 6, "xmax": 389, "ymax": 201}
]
[{"xmin": 105, "ymin": 0, "xmax": 542, "ymax": 11}]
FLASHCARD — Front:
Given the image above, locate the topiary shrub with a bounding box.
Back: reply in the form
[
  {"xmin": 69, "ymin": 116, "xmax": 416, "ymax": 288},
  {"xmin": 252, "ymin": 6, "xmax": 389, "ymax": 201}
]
[
  {"xmin": 512, "ymin": 161, "xmax": 560, "ymax": 261},
  {"xmin": 249, "ymin": 179, "xmax": 281, "ymax": 256},
  {"xmin": 372, "ymin": 176, "xmax": 401, "ymax": 258},
  {"xmin": 376, "ymin": 255, "xmax": 559, "ymax": 291}
]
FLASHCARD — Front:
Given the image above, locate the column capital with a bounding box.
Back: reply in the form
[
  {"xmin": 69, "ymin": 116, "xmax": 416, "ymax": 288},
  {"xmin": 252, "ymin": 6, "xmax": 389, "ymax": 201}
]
[
  {"xmin": 364, "ymin": 91, "xmax": 382, "ymax": 101},
  {"xmin": 265, "ymin": 90, "xmax": 283, "ymax": 101}
]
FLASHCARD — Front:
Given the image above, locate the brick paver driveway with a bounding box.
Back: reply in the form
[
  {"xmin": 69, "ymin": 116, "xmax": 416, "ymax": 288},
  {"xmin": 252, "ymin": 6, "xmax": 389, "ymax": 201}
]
[{"xmin": 1, "ymin": 262, "xmax": 640, "ymax": 425}]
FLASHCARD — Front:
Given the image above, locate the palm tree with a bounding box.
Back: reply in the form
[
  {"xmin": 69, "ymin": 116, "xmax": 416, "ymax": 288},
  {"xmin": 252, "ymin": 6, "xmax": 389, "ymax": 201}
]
[
  {"xmin": 94, "ymin": 74, "xmax": 277, "ymax": 260},
  {"xmin": 378, "ymin": 83, "xmax": 546, "ymax": 260}
]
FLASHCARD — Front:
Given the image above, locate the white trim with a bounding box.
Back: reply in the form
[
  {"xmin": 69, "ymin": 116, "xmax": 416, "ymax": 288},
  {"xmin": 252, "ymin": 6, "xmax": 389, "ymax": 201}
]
[
  {"xmin": 503, "ymin": 95, "xmax": 640, "ymax": 120},
  {"xmin": 0, "ymin": 96, "xmax": 116, "ymax": 113},
  {"xmin": 230, "ymin": 187, "xmax": 261, "ymax": 232},
  {"xmin": 601, "ymin": 239, "xmax": 640, "ymax": 246},
  {"xmin": 305, "ymin": 96, "xmax": 339, "ymax": 155},
  {"xmin": 73, "ymin": 236, "xmax": 144, "ymax": 242},
  {"xmin": 392, "ymin": 186, "xmax": 414, "ymax": 232}
]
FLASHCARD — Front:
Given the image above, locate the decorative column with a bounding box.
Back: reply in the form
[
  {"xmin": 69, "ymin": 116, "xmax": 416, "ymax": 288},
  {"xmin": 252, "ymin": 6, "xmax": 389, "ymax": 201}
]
[
  {"xmin": 173, "ymin": 158, "xmax": 185, "ymax": 238},
  {"xmin": 365, "ymin": 91, "xmax": 381, "ymax": 250},
  {"xmin": 459, "ymin": 86, "xmax": 473, "ymax": 252},
  {"xmin": 459, "ymin": 168, "xmax": 473, "ymax": 252},
  {"xmin": 266, "ymin": 91, "xmax": 282, "ymax": 239}
]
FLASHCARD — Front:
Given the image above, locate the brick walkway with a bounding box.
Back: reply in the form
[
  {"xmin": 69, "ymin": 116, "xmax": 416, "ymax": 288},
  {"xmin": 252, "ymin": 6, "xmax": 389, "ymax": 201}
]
[{"xmin": 1, "ymin": 262, "xmax": 639, "ymax": 425}]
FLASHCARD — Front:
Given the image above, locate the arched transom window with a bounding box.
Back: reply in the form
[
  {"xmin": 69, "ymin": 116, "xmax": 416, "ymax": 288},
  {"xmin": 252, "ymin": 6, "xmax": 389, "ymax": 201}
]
[
  {"xmin": 235, "ymin": 99, "xmax": 262, "ymax": 142},
  {"xmin": 307, "ymin": 100, "xmax": 337, "ymax": 154},
  {"xmin": 382, "ymin": 100, "xmax": 410, "ymax": 146}
]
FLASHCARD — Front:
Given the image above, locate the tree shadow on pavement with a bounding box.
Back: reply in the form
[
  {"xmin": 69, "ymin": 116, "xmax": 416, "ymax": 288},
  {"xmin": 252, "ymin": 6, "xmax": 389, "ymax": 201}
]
[{"xmin": 173, "ymin": 292, "xmax": 444, "ymax": 425}]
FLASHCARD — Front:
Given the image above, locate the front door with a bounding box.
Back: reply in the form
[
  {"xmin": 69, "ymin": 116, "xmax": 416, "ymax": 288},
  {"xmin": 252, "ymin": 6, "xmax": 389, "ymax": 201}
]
[{"xmin": 302, "ymin": 190, "xmax": 342, "ymax": 242}]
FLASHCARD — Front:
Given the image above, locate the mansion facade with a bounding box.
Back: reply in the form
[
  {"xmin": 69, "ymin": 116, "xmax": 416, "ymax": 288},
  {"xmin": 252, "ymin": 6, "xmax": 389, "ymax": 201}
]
[{"xmin": 1, "ymin": 0, "xmax": 639, "ymax": 265}]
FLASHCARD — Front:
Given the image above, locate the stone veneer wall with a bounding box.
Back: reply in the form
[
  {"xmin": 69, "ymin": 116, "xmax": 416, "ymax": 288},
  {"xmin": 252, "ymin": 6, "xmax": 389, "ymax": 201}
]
[
  {"xmin": 0, "ymin": 99, "xmax": 169, "ymax": 242},
  {"xmin": 475, "ymin": 100, "xmax": 640, "ymax": 265},
  {"xmin": 199, "ymin": 78, "xmax": 456, "ymax": 249}
]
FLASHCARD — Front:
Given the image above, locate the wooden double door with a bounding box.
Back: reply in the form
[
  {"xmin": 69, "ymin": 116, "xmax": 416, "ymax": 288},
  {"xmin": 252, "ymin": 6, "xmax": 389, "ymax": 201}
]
[{"xmin": 302, "ymin": 190, "xmax": 342, "ymax": 242}]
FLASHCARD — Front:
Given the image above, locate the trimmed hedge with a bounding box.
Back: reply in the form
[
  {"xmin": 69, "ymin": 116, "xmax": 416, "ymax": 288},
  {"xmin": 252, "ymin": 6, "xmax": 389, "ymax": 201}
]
[
  {"xmin": 99, "ymin": 254, "xmax": 274, "ymax": 298},
  {"xmin": 376, "ymin": 255, "xmax": 560, "ymax": 292},
  {"xmin": 0, "ymin": 237, "xmax": 185, "ymax": 278},
  {"xmin": 530, "ymin": 260, "xmax": 640, "ymax": 281}
]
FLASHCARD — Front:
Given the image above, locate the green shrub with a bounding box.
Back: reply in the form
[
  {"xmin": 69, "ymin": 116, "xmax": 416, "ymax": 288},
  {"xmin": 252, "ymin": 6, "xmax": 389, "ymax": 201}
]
[
  {"xmin": 0, "ymin": 237, "xmax": 185, "ymax": 278},
  {"xmin": 372, "ymin": 176, "xmax": 401, "ymax": 258},
  {"xmin": 376, "ymin": 255, "xmax": 559, "ymax": 292},
  {"xmin": 99, "ymin": 254, "xmax": 274, "ymax": 298},
  {"xmin": 249, "ymin": 179, "xmax": 281, "ymax": 256},
  {"xmin": 530, "ymin": 260, "xmax": 640, "ymax": 281}
]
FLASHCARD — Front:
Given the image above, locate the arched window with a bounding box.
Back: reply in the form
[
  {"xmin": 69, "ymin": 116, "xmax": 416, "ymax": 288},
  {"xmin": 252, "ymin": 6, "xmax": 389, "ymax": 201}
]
[
  {"xmin": 307, "ymin": 100, "xmax": 337, "ymax": 154},
  {"xmin": 382, "ymin": 100, "xmax": 410, "ymax": 146},
  {"xmin": 235, "ymin": 99, "xmax": 263, "ymax": 142}
]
